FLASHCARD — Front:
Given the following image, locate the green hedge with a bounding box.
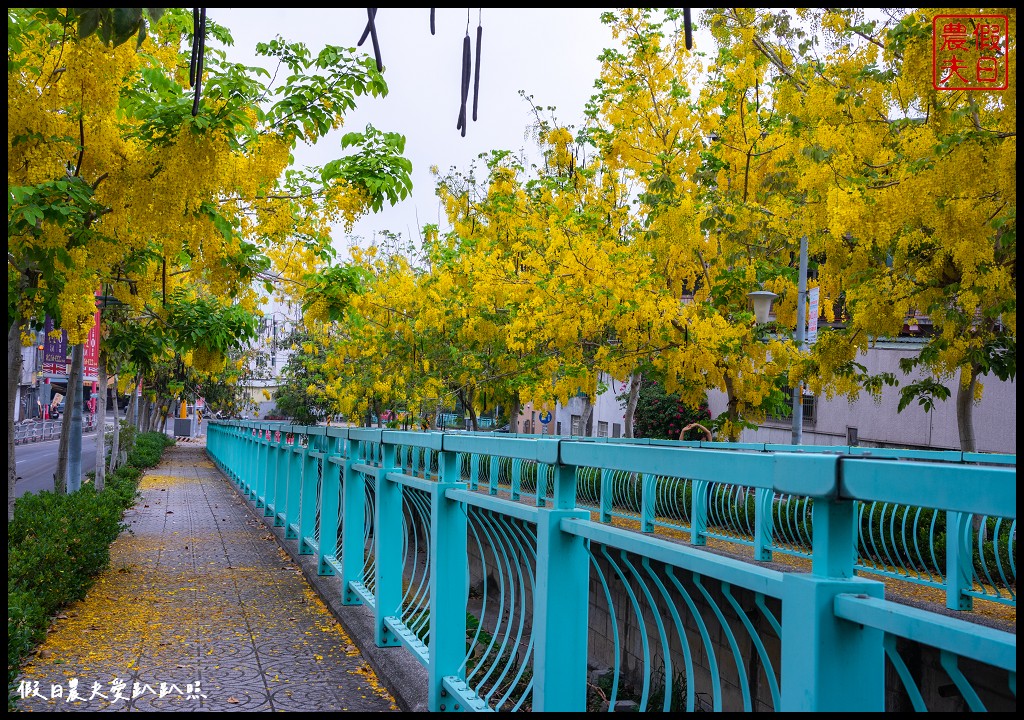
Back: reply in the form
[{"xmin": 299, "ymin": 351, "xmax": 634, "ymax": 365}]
[{"xmin": 7, "ymin": 431, "xmax": 175, "ymax": 709}]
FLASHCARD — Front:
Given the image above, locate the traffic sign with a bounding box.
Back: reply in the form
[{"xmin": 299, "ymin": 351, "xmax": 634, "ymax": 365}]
[{"xmin": 539, "ymin": 411, "xmax": 552, "ymax": 425}]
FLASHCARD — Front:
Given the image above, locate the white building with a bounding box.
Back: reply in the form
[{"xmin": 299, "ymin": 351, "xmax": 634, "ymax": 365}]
[
  {"xmin": 516, "ymin": 372, "xmax": 628, "ymax": 438},
  {"xmin": 243, "ymin": 292, "xmax": 304, "ymax": 418},
  {"xmin": 707, "ymin": 338, "xmax": 1016, "ymax": 454}
]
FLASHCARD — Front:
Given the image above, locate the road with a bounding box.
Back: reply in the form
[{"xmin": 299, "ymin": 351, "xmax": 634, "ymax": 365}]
[
  {"xmin": 14, "ymin": 432, "xmax": 101, "ymax": 498},
  {"xmin": 14, "ymin": 415, "xmax": 182, "ymax": 498}
]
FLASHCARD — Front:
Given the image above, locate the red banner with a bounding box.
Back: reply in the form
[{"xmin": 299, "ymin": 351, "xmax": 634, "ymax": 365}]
[{"xmin": 84, "ymin": 290, "xmax": 101, "ymax": 378}]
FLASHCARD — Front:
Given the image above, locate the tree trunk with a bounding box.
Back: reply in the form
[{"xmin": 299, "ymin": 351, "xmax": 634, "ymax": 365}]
[
  {"xmin": 623, "ymin": 372, "xmax": 642, "ymax": 438},
  {"xmin": 723, "ymin": 374, "xmax": 742, "ymax": 442},
  {"xmin": 156, "ymin": 397, "xmax": 171, "ymax": 433},
  {"xmin": 95, "ymin": 349, "xmax": 108, "ymax": 490},
  {"xmin": 8, "ymin": 320, "xmax": 23, "ymax": 522},
  {"xmin": 507, "ymin": 392, "xmax": 520, "ymax": 435},
  {"xmin": 580, "ymin": 396, "xmax": 595, "ymax": 437},
  {"xmin": 139, "ymin": 395, "xmax": 150, "ymax": 433},
  {"xmin": 66, "ymin": 344, "xmax": 85, "ymax": 493},
  {"xmin": 956, "ymin": 363, "xmax": 979, "ymax": 453},
  {"xmin": 56, "ymin": 344, "xmax": 84, "ymax": 494},
  {"xmin": 109, "ymin": 372, "xmax": 121, "ymax": 473}
]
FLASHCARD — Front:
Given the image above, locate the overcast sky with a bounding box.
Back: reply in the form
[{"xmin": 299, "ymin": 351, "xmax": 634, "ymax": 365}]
[{"xmin": 214, "ymin": 8, "xmax": 712, "ymax": 254}]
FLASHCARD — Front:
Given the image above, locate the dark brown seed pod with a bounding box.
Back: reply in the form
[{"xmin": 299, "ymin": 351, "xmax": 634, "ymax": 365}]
[
  {"xmin": 192, "ymin": 8, "xmax": 206, "ymax": 117},
  {"xmin": 457, "ymin": 31, "xmax": 470, "ymax": 135},
  {"xmin": 189, "ymin": 7, "xmax": 199, "ymax": 87},
  {"xmin": 472, "ymin": 23, "xmax": 482, "ymax": 122},
  {"xmin": 430, "ymin": 8, "xmax": 435, "ymax": 35}
]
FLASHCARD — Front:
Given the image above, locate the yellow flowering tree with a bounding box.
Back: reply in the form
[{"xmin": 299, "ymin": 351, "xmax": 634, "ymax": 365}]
[
  {"xmin": 8, "ymin": 7, "xmax": 412, "ymax": 510},
  {"xmin": 718, "ymin": 8, "xmax": 1018, "ymax": 451}
]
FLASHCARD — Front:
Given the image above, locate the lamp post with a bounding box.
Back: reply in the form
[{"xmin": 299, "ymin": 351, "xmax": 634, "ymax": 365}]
[
  {"xmin": 747, "ymin": 234, "xmax": 808, "ymax": 446},
  {"xmin": 791, "ymin": 236, "xmax": 808, "ymax": 445}
]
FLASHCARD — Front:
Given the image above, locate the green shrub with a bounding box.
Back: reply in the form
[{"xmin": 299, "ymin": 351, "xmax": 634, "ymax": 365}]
[{"xmin": 7, "ymin": 431, "xmax": 173, "ymax": 709}]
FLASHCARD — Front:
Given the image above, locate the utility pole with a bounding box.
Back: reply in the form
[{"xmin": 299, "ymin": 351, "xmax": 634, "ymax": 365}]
[{"xmin": 792, "ymin": 236, "xmax": 808, "ymax": 445}]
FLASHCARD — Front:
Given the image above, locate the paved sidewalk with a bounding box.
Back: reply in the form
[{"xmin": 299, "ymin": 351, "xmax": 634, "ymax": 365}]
[{"xmin": 15, "ymin": 441, "xmax": 399, "ymax": 712}]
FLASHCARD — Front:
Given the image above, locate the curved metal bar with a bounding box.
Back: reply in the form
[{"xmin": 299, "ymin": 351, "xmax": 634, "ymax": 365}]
[
  {"xmin": 401, "ymin": 487, "xmax": 433, "ymax": 640},
  {"xmin": 665, "ymin": 567, "xmax": 723, "ymax": 711},
  {"xmin": 939, "ymin": 649, "xmax": 986, "ymax": 711},
  {"xmin": 587, "ymin": 545, "xmax": 622, "ymax": 711},
  {"xmin": 313, "ymin": 457, "xmax": 323, "ymax": 544},
  {"xmin": 489, "ymin": 515, "xmax": 537, "ymax": 711},
  {"xmin": 722, "ymin": 582, "xmax": 780, "ymax": 709},
  {"xmin": 463, "ymin": 505, "xmax": 491, "ymax": 675},
  {"xmin": 599, "ymin": 545, "xmax": 652, "ymax": 710},
  {"xmin": 466, "ymin": 509, "xmax": 510, "ymax": 688},
  {"xmin": 621, "ymin": 553, "xmax": 674, "ymax": 711},
  {"xmin": 475, "ymin": 510, "xmax": 526, "ymax": 707},
  {"xmin": 883, "ymin": 633, "xmax": 927, "ymax": 711},
  {"xmin": 641, "ymin": 557, "xmax": 695, "ymax": 711},
  {"xmin": 754, "ymin": 592, "xmax": 781, "ymax": 638},
  {"xmin": 692, "ymin": 573, "xmax": 752, "ymax": 710}
]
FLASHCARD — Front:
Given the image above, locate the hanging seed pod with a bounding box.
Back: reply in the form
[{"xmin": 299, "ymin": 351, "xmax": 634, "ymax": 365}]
[
  {"xmin": 457, "ymin": 31, "xmax": 470, "ymax": 135},
  {"xmin": 430, "ymin": 8, "xmax": 435, "ymax": 35},
  {"xmin": 358, "ymin": 8, "xmax": 383, "ymax": 72},
  {"xmin": 683, "ymin": 8, "xmax": 693, "ymax": 50},
  {"xmin": 189, "ymin": 7, "xmax": 199, "ymax": 87},
  {"xmin": 192, "ymin": 8, "xmax": 206, "ymax": 117},
  {"xmin": 472, "ymin": 20, "xmax": 482, "ymax": 122}
]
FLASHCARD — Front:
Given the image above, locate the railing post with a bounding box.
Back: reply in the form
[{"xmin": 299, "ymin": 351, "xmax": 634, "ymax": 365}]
[
  {"xmin": 641, "ymin": 472, "xmax": 656, "ymax": 532},
  {"xmin": 511, "ymin": 457, "xmax": 522, "ymax": 500},
  {"xmin": 341, "ymin": 438, "xmax": 366, "ymax": 605},
  {"xmin": 246, "ymin": 426, "xmax": 257, "ymax": 498},
  {"xmin": 945, "ymin": 510, "xmax": 974, "ymax": 611},
  {"xmin": 469, "ymin": 454, "xmax": 479, "ymax": 490},
  {"xmin": 534, "ymin": 440, "xmax": 589, "ymax": 711},
  {"xmin": 777, "ymin": 453, "xmax": 885, "ymax": 711},
  {"xmin": 488, "ymin": 455, "xmax": 499, "ymax": 495},
  {"xmin": 270, "ymin": 430, "xmax": 290, "ymax": 528},
  {"xmin": 284, "ymin": 429, "xmax": 303, "ymax": 537},
  {"xmin": 267, "ymin": 428, "xmax": 285, "ymax": 519},
  {"xmin": 317, "ymin": 430, "xmax": 344, "ymax": 575},
  {"xmin": 599, "ymin": 468, "xmax": 612, "ymax": 522},
  {"xmin": 254, "ymin": 427, "xmax": 267, "ymax": 508},
  {"xmin": 781, "ymin": 489, "xmax": 885, "ymax": 711},
  {"xmin": 374, "ymin": 440, "xmax": 402, "ymax": 646},
  {"xmin": 690, "ymin": 479, "xmax": 709, "ymax": 546},
  {"xmin": 754, "ymin": 487, "xmax": 774, "ymax": 561},
  {"xmin": 298, "ymin": 431, "xmax": 322, "ymax": 555},
  {"xmin": 428, "ymin": 444, "xmax": 468, "ymax": 711}
]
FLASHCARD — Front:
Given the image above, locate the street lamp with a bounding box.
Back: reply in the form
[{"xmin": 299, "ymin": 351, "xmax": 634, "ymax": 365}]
[{"xmin": 747, "ymin": 290, "xmax": 778, "ymax": 325}]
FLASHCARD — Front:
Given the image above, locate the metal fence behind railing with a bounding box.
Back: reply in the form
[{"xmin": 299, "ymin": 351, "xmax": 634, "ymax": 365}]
[{"xmin": 207, "ymin": 422, "xmax": 1016, "ymax": 712}]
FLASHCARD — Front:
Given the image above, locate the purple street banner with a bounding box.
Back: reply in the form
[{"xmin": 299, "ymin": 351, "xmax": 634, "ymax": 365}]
[{"xmin": 42, "ymin": 316, "xmax": 68, "ymax": 375}]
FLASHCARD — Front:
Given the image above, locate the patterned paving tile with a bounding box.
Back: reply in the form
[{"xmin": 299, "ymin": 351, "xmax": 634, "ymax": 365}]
[{"xmin": 14, "ymin": 443, "xmax": 399, "ymax": 713}]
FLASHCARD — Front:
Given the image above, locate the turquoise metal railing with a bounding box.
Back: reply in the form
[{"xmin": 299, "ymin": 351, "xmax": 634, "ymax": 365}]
[{"xmin": 207, "ymin": 422, "xmax": 1016, "ymax": 712}]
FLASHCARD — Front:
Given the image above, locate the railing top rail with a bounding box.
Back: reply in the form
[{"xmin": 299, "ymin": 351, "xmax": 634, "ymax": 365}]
[
  {"xmin": 834, "ymin": 594, "xmax": 1017, "ymax": 671},
  {"xmin": 839, "ymin": 458, "xmax": 1016, "ymax": 518}
]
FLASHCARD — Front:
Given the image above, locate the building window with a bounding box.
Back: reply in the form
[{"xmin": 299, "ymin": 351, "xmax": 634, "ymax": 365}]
[
  {"xmin": 556, "ymin": 422, "xmax": 562, "ymax": 436},
  {"xmin": 597, "ymin": 421, "xmax": 609, "ymax": 437},
  {"xmin": 847, "ymin": 426, "xmax": 859, "ymax": 446},
  {"xmin": 767, "ymin": 387, "xmax": 817, "ymax": 425},
  {"xmin": 570, "ymin": 415, "xmax": 582, "ymax": 436},
  {"xmin": 612, "ymin": 423, "xmax": 621, "ymax": 438}
]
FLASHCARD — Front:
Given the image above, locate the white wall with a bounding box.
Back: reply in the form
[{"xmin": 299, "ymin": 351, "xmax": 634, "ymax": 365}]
[{"xmin": 707, "ymin": 340, "xmax": 1016, "ymax": 453}]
